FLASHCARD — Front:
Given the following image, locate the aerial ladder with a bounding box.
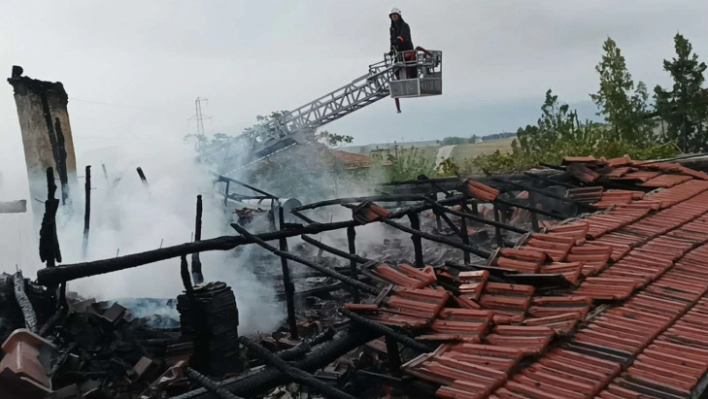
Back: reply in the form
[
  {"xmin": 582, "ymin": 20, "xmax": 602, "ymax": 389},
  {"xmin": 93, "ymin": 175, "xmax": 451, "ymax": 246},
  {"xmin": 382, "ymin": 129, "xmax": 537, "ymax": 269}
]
[{"xmin": 199, "ymin": 48, "xmax": 443, "ymax": 177}]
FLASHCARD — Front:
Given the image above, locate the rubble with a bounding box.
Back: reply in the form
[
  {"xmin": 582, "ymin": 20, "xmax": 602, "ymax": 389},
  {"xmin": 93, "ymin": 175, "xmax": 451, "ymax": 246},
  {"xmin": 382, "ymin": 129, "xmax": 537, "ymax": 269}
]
[{"xmin": 9, "ymin": 154, "xmax": 708, "ymax": 398}]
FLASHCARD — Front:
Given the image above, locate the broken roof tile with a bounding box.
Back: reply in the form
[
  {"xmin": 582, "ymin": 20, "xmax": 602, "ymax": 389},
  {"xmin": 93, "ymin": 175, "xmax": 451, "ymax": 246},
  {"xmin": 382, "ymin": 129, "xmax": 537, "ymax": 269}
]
[
  {"xmin": 562, "ymin": 155, "xmax": 597, "ymax": 164},
  {"xmin": 457, "ymin": 179, "xmax": 501, "ymax": 202}
]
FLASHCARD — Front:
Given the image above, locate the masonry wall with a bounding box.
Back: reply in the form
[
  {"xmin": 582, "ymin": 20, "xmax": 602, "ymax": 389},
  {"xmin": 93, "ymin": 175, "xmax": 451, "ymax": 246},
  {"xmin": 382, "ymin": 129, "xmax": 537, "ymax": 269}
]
[{"xmin": 7, "ymin": 66, "xmax": 78, "ymax": 216}]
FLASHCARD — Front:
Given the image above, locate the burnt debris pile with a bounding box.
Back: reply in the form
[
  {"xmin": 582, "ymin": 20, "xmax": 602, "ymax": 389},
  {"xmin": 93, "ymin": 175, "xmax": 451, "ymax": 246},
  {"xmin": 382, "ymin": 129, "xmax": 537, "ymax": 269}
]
[{"xmin": 7, "ymin": 154, "xmax": 708, "ymax": 398}]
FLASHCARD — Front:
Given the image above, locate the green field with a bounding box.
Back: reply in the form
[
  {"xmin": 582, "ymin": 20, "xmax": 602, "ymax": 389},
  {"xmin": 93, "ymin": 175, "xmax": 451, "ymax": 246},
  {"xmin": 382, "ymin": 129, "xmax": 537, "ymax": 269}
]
[{"xmin": 450, "ymin": 138, "xmax": 515, "ymax": 162}]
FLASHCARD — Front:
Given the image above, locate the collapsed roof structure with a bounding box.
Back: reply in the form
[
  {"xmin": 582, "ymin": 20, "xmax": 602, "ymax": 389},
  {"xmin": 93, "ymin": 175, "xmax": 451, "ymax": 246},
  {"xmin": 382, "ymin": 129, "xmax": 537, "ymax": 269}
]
[{"xmin": 6, "ymin": 150, "xmax": 708, "ymax": 399}]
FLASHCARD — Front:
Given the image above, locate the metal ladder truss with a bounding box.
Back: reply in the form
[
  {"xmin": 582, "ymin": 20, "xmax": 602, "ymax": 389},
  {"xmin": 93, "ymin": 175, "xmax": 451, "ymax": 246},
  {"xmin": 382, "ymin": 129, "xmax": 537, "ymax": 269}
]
[{"xmin": 199, "ymin": 50, "xmax": 441, "ymax": 176}]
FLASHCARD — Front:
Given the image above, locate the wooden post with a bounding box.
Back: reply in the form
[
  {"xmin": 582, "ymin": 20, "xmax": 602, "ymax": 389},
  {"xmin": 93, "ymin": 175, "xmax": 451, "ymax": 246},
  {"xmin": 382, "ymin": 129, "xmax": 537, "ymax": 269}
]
[
  {"xmin": 82, "ymin": 166, "xmax": 91, "ymax": 258},
  {"xmin": 347, "ymin": 227, "xmax": 360, "ymax": 303},
  {"xmin": 279, "ymin": 208, "xmax": 298, "ymax": 339},
  {"xmin": 493, "ymin": 203, "xmax": 503, "ymax": 248},
  {"xmin": 408, "ymin": 212, "xmax": 424, "ymax": 268},
  {"xmin": 191, "ymin": 195, "xmax": 204, "ymax": 284}
]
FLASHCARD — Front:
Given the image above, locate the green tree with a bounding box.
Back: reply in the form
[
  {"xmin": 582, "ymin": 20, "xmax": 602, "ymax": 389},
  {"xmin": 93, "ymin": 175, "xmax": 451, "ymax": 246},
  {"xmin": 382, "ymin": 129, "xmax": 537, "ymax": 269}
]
[
  {"xmin": 515, "ymin": 89, "xmax": 600, "ymax": 156},
  {"xmin": 590, "ymin": 37, "xmax": 655, "ymax": 143},
  {"xmin": 441, "ymin": 137, "xmax": 467, "ymax": 145},
  {"xmin": 315, "ymin": 130, "xmax": 354, "ymax": 148},
  {"xmin": 654, "ymin": 33, "xmax": 708, "ymax": 152}
]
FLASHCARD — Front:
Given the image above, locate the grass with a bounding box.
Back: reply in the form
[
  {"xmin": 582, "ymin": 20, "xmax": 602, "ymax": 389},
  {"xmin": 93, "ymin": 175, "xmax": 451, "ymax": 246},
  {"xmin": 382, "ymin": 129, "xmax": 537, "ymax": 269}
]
[
  {"xmin": 371, "ymin": 145, "xmax": 440, "ymax": 164},
  {"xmin": 450, "ymin": 138, "xmax": 514, "ymax": 162}
]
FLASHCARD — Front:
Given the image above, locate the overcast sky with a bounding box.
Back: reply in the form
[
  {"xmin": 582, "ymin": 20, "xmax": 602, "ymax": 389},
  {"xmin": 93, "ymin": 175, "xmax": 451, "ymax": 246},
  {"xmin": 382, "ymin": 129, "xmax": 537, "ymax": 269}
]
[{"xmin": 1, "ymin": 0, "xmax": 708, "ymax": 156}]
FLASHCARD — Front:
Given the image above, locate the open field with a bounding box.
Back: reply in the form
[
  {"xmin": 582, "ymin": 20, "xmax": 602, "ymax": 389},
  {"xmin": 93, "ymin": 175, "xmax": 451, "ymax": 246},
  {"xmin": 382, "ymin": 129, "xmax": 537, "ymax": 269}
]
[
  {"xmin": 450, "ymin": 138, "xmax": 515, "ymax": 162},
  {"xmin": 373, "ymin": 145, "xmax": 440, "ymax": 164}
]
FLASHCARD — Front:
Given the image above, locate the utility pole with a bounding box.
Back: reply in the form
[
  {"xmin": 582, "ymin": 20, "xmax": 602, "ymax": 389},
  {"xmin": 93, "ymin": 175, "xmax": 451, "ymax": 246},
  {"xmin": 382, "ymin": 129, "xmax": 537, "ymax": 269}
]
[{"xmin": 189, "ymin": 97, "xmax": 211, "ymax": 151}]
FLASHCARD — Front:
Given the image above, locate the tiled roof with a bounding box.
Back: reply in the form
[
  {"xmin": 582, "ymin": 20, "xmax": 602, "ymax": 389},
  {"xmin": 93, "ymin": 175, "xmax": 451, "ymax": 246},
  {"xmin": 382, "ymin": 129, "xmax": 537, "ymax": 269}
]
[
  {"xmin": 344, "ymin": 156, "xmax": 708, "ymax": 399},
  {"xmin": 328, "ymin": 149, "xmax": 392, "ymax": 169}
]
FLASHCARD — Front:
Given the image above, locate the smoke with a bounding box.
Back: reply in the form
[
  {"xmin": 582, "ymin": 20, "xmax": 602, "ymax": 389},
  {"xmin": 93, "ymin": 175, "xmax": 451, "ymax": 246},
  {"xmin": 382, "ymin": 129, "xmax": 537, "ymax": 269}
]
[{"xmin": 0, "ymin": 135, "xmax": 284, "ymax": 335}]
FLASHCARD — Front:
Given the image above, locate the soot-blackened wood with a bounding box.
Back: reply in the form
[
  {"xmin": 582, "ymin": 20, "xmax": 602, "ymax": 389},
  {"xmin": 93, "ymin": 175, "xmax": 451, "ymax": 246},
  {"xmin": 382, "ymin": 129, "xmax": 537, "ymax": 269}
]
[
  {"xmin": 136, "ymin": 167, "xmax": 148, "ymax": 187},
  {"xmin": 231, "ymin": 223, "xmax": 379, "ymax": 295},
  {"xmin": 172, "ymin": 328, "xmax": 380, "ymax": 399},
  {"xmin": 180, "ymin": 255, "xmax": 193, "ymax": 295},
  {"xmin": 13, "ymin": 271, "xmax": 38, "ymax": 333},
  {"xmin": 425, "ymin": 199, "xmax": 527, "ymax": 234},
  {"xmin": 492, "ymin": 177, "xmax": 597, "ymax": 211},
  {"xmin": 493, "ymin": 203, "xmax": 503, "ymax": 248},
  {"xmin": 341, "ymin": 309, "xmax": 434, "ymax": 353},
  {"xmin": 347, "ymin": 226, "xmax": 360, "ymax": 303},
  {"xmin": 407, "ymin": 212, "xmax": 424, "ymax": 268},
  {"xmin": 279, "ymin": 208, "xmax": 298, "ymax": 340},
  {"xmin": 37, "ymin": 220, "xmax": 358, "ymax": 286},
  {"xmin": 39, "ymin": 168, "xmax": 61, "ymax": 267},
  {"xmin": 460, "ymin": 210, "xmax": 471, "ymax": 263},
  {"xmin": 528, "ymin": 191, "xmax": 540, "ymax": 232},
  {"xmin": 239, "ymin": 337, "xmax": 358, "ymax": 399},
  {"xmin": 385, "ymin": 335, "xmax": 402, "ymax": 375},
  {"xmin": 186, "ymin": 368, "xmax": 245, "ymax": 399},
  {"xmin": 381, "ymin": 218, "xmax": 492, "ymax": 259},
  {"xmin": 276, "ymin": 328, "xmax": 336, "ymax": 361},
  {"xmin": 82, "ymin": 166, "xmax": 91, "ymax": 258},
  {"xmin": 191, "ymin": 195, "xmax": 204, "ymax": 285},
  {"xmin": 223, "ymin": 180, "xmax": 230, "ymax": 207},
  {"xmin": 300, "ymin": 235, "xmax": 371, "ymax": 264}
]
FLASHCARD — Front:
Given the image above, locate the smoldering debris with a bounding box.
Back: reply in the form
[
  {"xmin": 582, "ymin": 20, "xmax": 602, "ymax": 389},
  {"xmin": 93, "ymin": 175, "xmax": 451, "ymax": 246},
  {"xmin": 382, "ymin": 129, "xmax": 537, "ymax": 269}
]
[
  {"xmin": 0, "ymin": 151, "xmax": 612, "ymax": 399},
  {"xmin": 6, "ymin": 72, "xmax": 693, "ymax": 398}
]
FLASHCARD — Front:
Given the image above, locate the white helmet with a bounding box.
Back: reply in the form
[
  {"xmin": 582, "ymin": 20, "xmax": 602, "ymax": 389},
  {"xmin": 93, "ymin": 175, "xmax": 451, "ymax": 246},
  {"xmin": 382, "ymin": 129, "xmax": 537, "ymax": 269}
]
[{"xmin": 389, "ymin": 7, "xmax": 401, "ymax": 16}]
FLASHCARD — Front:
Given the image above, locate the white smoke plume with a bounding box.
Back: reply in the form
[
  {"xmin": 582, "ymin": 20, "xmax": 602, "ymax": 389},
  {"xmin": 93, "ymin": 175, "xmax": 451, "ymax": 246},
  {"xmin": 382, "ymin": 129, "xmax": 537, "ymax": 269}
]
[{"xmin": 0, "ymin": 135, "xmax": 284, "ymax": 335}]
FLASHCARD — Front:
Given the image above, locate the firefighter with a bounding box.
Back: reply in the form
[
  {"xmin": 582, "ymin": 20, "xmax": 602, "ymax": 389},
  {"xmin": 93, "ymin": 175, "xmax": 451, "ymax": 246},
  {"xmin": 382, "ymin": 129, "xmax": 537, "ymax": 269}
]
[{"xmin": 389, "ymin": 7, "xmax": 416, "ymax": 79}]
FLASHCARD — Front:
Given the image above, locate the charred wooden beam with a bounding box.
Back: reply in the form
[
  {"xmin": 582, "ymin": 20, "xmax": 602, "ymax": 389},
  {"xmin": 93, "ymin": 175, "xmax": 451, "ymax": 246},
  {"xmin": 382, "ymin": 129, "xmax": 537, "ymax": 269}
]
[
  {"xmin": 186, "ymin": 368, "xmax": 245, "ymax": 399},
  {"xmin": 492, "ymin": 177, "xmax": 597, "ymax": 211},
  {"xmin": 377, "ymin": 217, "xmax": 491, "ymax": 259},
  {"xmin": 172, "ymin": 328, "xmax": 380, "ymax": 399},
  {"xmin": 300, "ymin": 235, "xmax": 372, "ymax": 264},
  {"xmin": 36, "ymin": 220, "xmax": 358, "ymax": 286},
  {"xmin": 341, "ymin": 309, "xmax": 433, "ymax": 353},
  {"xmin": 425, "ymin": 198, "xmax": 528, "ymax": 234},
  {"xmin": 523, "ymin": 171, "xmax": 577, "ymax": 189},
  {"xmin": 385, "ymin": 336, "xmax": 402, "ymax": 375},
  {"xmin": 180, "ymin": 255, "xmax": 193, "ymax": 295},
  {"xmin": 293, "ymin": 194, "xmax": 434, "ymax": 212},
  {"xmin": 216, "ymin": 174, "xmax": 278, "ymax": 199},
  {"xmin": 496, "ymin": 197, "xmax": 567, "ymax": 219},
  {"xmin": 279, "ymin": 208, "xmax": 298, "ymax": 340},
  {"xmin": 39, "ymin": 167, "xmax": 61, "ymax": 268},
  {"xmin": 191, "ymin": 195, "xmax": 204, "ymax": 284},
  {"xmin": 459, "ymin": 209, "xmax": 471, "ymax": 263},
  {"xmin": 82, "ymin": 165, "xmax": 91, "ymax": 258},
  {"xmin": 493, "ymin": 203, "xmax": 503, "ymax": 247},
  {"xmin": 407, "ymin": 212, "xmax": 425, "ymax": 268},
  {"xmin": 276, "ymin": 328, "xmax": 336, "ymax": 361},
  {"xmin": 347, "ymin": 226, "xmax": 360, "ymax": 303},
  {"xmin": 276, "ymin": 283, "xmax": 343, "ymax": 302},
  {"xmin": 239, "ymin": 337, "xmax": 358, "ymax": 399},
  {"xmin": 231, "ymin": 223, "xmax": 380, "ymax": 295},
  {"xmin": 136, "ymin": 167, "xmax": 149, "ymax": 186},
  {"xmin": 290, "ymin": 209, "xmax": 320, "ymax": 225},
  {"xmin": 13, "ymin": 271, "xmax": 38, "ymax": 333},
  {"xmin": 223, "ymin": 180, "xmax": 230, "ymax": 207}
]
